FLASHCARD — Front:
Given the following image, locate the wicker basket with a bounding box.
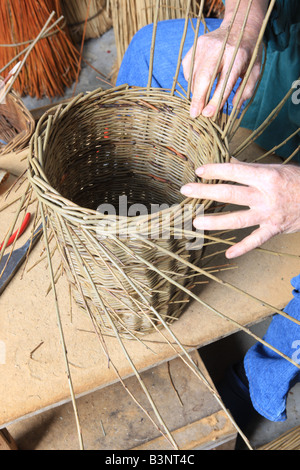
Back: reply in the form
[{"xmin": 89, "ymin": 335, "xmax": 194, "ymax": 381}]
[
  {"xmin": 0, "ymin": 80, "xmax": 35, "ymax": 156},
  {"xmin": 28, "ymin": 86, "xmax": 229, "ymax": 337}
]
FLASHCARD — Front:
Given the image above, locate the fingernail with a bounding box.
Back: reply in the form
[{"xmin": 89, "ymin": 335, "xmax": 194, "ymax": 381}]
[
  {"xmin": 196, "ymin": 167, "xmax": 204, "ymax": 176},
  {"xmin": 180, "ymin": 185, "xmax": 192, "ymax": 195},
  {"xmin": 202, "ymin": 105, "xmax": 215, "ymax": 117},
  {"xmin": 190, "ymin": 107, "xmax": 199, "ymax": 119}
]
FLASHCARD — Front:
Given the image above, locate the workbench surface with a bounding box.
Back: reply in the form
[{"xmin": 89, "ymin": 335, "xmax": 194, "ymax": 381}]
[{"xmin": 1, "ymin": 136, "xmax": 299, "ymax": 428}]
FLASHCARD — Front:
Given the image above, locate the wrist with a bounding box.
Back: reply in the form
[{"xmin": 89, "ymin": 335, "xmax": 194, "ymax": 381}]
[{"xmin": 222, "ymin": 0, "xmax": 269, "ymax": 36}]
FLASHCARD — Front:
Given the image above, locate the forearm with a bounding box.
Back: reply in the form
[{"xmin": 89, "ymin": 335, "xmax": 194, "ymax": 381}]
[{"xmin": 223, "ymin": 0, "xmax": 269, "ymax": 34}]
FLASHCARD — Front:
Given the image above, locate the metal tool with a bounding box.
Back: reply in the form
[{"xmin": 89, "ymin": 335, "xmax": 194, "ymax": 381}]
[{"xmin": 0, "ymin": 223, "xmax": 43, "ymax": 295}]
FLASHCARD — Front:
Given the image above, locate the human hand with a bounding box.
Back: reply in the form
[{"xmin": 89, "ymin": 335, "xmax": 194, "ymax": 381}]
[
  {"xmin": 182, "ymin": 21, "xmax": 263, "ymax": 119},
  {"xmin": 180, "ymin": 160, "xmax": 300, "ymax": 258}
]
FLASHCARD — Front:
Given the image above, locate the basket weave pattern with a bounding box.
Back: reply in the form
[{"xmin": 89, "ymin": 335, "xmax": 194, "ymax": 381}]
[
  {"xmin": 0, "ymin": 82, "xmax": 34, "ymax": 155},
  {"xmin": 29, "ymin": 86, "xmax": 229, "ymax": 337}
]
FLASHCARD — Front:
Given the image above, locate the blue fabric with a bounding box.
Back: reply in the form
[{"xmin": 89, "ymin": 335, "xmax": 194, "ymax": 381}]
[
  {"xmin": 117, "ymin": 18, "xmax": 243, "ymax": 115},
  {"xmin": 116, "ymin": 9, "xmax": 300, "ymax": 161},
  {"xmin": 244, "ymin": 274, "xmax": 300, "ymax": 422}
]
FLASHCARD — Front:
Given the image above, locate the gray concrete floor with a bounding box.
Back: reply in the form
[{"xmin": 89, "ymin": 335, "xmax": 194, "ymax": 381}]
[{"xmin": 13, "ymin": 27, "xmax": 300, "ymax": 450}]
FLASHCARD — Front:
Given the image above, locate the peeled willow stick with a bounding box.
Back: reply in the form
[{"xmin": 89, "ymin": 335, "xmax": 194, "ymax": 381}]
[
  {"xmin": 147, "ymin": 0, "xmax": 160, "ymax": 90},
  {"xmin": 212, "ymin": 0, "xmax": 254, "ymax": 120},
  {"xmin": 46, "ymin": 210, "xmax": 177, "ymax": 447},
  {"xmin": 253, "ymin": 128, "xmax": 300, "ymax": 163},
  {"xmin": 57, "ymin": 214, "xmax": 179, "ymax": 450},
  {"xmin": 205, "ymin": 0, "xmax": 242, "ymax": 108},
  {"xmin": 38, "ymin": 202, "xmax": 84, "ymax": 451},
  {"xmin": 171, "ymin": 0, "xmax": 194, "ymax": 96},
  {"xmin": 82, "ymin": 231, "xmax": 252, "ymax": 449},
  {"xmin": 221, "ymin": 0, "xmax": 277, "ymax": 139},
  {"xmin": 232, "ymin": 79, "xmax": 300, "ymax": 157}
]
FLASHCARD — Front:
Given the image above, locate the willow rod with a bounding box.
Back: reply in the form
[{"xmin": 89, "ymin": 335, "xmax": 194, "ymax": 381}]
[
  {"xmin": 232, "ymin": 79, "xmax": 299, "ymax": 157},
  {"xmin": 186, "ymin": 0, "xmax": 204, "ymax": 100},
  {"xmin": 38, "ymin": 202, "xmax": 84, "ymax": 451},
  {"xmin": 130, "ymin": 234, "xmax": 300, "ymax": 363},
  {"xmin": 171, "ymin": 0, "xmax": 193, "ymax": 96},
  {"xmin": 221, "ymin": 0, "xmax": 277, "ymax": 139},
  {"xmin": 82, "ymin": 230, "xmax": 252, "ymax": 449},
  {"xmin": 59, "ymin": 215, "xmax": 179, "ymax": 450},
  {"xmin": 212, "ymin": 0, "xmax": 254, "ymax": 120}
]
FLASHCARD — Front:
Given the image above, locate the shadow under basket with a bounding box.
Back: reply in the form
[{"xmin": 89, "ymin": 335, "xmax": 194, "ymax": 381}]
[
  {"xmin": 29, "ymin": 86, "xmax": 229, "ymax": 338},
  {"xmin": 0, "ymin": 82, "xmax": 35, "ymax": 156}
]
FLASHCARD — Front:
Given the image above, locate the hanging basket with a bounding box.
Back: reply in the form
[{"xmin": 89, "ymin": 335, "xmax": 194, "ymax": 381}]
[
  {"xmin": 0, "ymin": 80, "xmax": 35, "ymax": 156},
  {"xmin": 28, "ymin": 86, "xmax": 229, "ymax": 337}
]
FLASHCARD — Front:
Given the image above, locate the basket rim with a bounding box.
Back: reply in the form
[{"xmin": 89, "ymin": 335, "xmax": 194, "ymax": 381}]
[{"xmin": 28, "ymin": 85, "xmax": 230, "ymax": 226}]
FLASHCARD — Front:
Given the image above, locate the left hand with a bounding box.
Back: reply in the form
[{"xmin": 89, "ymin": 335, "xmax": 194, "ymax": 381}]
[{"xmin": 180, "ymin": 160, "xmax": 300, "ymax": 258}]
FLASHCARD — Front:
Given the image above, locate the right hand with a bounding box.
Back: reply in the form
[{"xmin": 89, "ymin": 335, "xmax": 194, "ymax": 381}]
[{"xmin": 182, "ymin": 22, "xmax": 263, "ymax": 119}]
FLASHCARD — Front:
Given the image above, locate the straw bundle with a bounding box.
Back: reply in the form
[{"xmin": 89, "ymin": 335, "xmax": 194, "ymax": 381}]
[
  {"xmin": 0, "ymin": 0, "xmax": 79, "ymax": 98},
  {"xmin": 259, "ymin": 426, "xmax": 300, "ymax": 451},
  {"xmin": 28, "ymin": 85, "xmax": 229, "ymax": 337},
  {"xmin": 0, "ymin": 79, "xmax": 34, "ymax": 156},
  {"xmin": 60, "ymin": 0, "xmax": 112, "ymax": 43}
]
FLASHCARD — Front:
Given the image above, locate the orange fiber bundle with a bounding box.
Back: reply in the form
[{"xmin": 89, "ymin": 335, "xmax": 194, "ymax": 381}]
[
  {"xmin": 0, "ymin": 0, "xmax": 79, "ymax": 98},
  {"xmin": 204, "ymin": 0, "xmax": 225, "ymax": 18}
]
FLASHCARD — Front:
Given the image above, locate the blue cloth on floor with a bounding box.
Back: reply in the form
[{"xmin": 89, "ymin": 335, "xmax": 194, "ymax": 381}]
[{"xmin": 244, "ymin": 274, "xmax": 300, "ymax": 422}]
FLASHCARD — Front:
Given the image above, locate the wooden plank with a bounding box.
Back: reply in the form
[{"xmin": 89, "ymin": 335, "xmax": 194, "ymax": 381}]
[
  {"xmin": 132, "ymin": 410, "xmax": 237, "ymax": 451},
  {"xmin": 6, "ymin": 351, "xmax": 236, "ymax": 450}
]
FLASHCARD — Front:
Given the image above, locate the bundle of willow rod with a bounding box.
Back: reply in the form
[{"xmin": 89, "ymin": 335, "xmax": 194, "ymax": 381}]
[
  {"xmin": 28, "ymin": 85, "xmax": 229, "ymax": 337},
  {"xmin": 0, "ymin": 78, "xmax": 34, "ymax": 156},
  {"xmin": 259, "ymin": 426, "xmax": 300, "ymax": 451},
  {"xmin": 60, "ymin": 0, "xmax": 112, "ymax": 43},
  {"xmin": 0, "ymin": 0, "xmax": 79, "ymax": 98}
]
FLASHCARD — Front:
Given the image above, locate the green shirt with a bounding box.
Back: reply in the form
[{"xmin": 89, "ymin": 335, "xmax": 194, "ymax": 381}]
[{"xmin": 223, "ymin": 0, "xmax": 300, "ymax": 161}]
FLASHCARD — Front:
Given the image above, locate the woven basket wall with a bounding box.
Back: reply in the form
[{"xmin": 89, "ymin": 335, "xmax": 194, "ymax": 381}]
[
  {"xmin": 28, "ymin": 86, "xmax": 229, "ymax": 337},
  {"xmin": 60, "ymin": 0, "xmax": 112, "ymax": 43},
  {"xmin": 0, "ymin": 80, "xmax": 35, "ymax": 156}
]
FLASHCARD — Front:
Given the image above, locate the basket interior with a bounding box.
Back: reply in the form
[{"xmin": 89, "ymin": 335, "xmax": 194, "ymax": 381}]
[{"xmin": 43, "ymin": 97, "xmax": 215, "ymax": 214}]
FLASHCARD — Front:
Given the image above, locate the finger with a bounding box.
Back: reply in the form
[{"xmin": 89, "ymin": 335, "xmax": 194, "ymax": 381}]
[
  {"xmin": 193, "ymin": 209, "xmax": 260, "ymax": 231},
  {"xmin": 195, "ymin": 163, "xmax": 264, "ymax": 187},
  {"xmin": 180, "ymin": 182, "xmax": 257, "ymax": 206},
  {"xmin": 225, "ymin": 225, "xmax": 277, "ymax": 259},
  {"xmin": 190, "ymin": 68, "xmax": 213, "ymax": 118},
  {"xmin": 202, "ymin": 60, "xmax": 241, "ymax": 117},
  {"xmin": 232, "ymin": 63, "xmax": 261, "ymax": 108},
  {"xmin": 182, "ymin": 49, "xmax": 192, "ymax": 82}
]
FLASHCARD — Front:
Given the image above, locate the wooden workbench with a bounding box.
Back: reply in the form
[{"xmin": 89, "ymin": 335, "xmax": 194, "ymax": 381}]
[{"xmin": 0, "ymin": 130, "xmax": 299, "ymax": 446}]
